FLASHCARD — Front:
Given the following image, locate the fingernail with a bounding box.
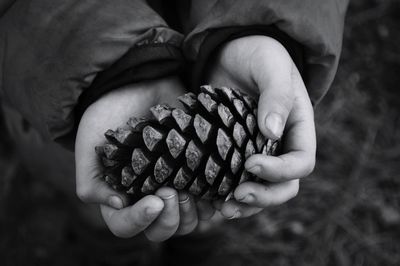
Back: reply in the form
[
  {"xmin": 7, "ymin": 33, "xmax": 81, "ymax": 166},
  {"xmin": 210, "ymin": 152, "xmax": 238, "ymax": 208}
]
[
  {"xmin": 265, "ymin": 113, "xmax": 283, "ymax": 139},
  {"xmin": 109, "ymin": 196, "xmax": 123, "ymax": 209},
  {"xmin": 179, "ymin": 194, "xmax": 190, "ymax": 204},
  {"xmin": 227, "ymin": 210, "xmax": 241, "ymax": 220},
  {"xmin": 160, "ymin": 194, "xmax": 176, "ymax": 200},
  {"xmin": 238, "ymin": 194, "xmax": 255, "ymax": 204},
  {"xmin": 145, "ymin": 206, "xmax": 162, "ymax": 217},
  {"xmin": 247, "ymin": 165, "xmax": 261, "ymax": 175}
]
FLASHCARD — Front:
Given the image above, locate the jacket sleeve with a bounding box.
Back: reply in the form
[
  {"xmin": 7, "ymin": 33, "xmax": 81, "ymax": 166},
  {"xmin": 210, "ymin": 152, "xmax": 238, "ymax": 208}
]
[
  {"xmin": 0, "ymin": 0, "xmax": 183, "ymax": 147},
  {"xmin": 180, "ymin": 0, "xmax": 349, "ymax": 105}
]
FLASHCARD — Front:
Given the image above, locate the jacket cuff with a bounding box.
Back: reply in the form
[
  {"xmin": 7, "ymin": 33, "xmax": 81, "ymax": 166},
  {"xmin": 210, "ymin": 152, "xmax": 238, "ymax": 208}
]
[
  {"xmin": 192, "ymin": 26, "xmax": 304, "ymax": 92},
  {"xmin": 74, "ymin": 43, "xmax": 184, "ymax": 126}
]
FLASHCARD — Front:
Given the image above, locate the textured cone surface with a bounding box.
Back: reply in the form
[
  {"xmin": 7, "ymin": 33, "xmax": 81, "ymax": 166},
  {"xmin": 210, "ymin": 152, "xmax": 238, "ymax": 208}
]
[{"xmin": 96, "ymin": 86, "xmax": 280, "ymax": 203}]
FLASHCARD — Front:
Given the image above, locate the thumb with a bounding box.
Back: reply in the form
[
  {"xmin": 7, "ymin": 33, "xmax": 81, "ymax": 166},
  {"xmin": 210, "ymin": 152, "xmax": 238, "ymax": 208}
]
[
  {"xmin": 101, "ymin": 195, "xmax": 164, "ymax": 238},
  {"xmin": 256, "ymin": 63, "xmax": 295, "ymax": 140},
  {"xmin": 76, "ymin": 177, "xmax": 129, "ymax": 210}
]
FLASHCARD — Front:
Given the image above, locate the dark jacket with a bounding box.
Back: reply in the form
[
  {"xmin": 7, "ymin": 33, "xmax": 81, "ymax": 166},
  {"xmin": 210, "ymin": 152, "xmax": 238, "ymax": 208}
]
[{"xmin": 0, "ymin": 0, "xmax": 349, "ymax": 148}]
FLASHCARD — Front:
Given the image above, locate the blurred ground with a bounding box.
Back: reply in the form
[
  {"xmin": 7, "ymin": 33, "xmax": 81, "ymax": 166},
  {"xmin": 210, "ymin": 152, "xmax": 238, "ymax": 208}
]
[{"xmin": 1, "ymin": 0, "xmax": 400, "ymax": 265}]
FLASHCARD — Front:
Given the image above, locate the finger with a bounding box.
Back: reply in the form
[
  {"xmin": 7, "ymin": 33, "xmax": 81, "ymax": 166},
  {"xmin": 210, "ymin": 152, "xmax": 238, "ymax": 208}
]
[
  {"xmin": 100, "ymin": 195, "xmax": 164, "ymax": 238},
  {"xmin": 196, "ymin": 199, "xmax": 216, "ymax": 221},
  {"xmin": 234, "ymin": 180, "xmax": 299, "ymax": 208},
  {"xmin": 255, "ymin": 59, "xmax": 295, "ymax": 140},
  {"xmin": 212, "ymin": 199, "xmax": 224, "ymax": 211},
  {"xmin": 245, "ymin": 151, "xmax": 315, "ymax": 182},
  {"xmin": 176, "ymin": 192, "xmax": 198, "ymax": 235},
  {"xmin": 245, "ymin": 73, "xmax": 316, "ymax": 182},
  {"xmin": 76, "ymin": 175, "xmax": 128, "ymax": 210},
  {"xmin": 220, "ymin": 200, "xmax": 262, "ymax": 219},
  {"xmin": 197, "ymin": 211, "xmax": 224, "ymax": 233},
  {"xmin": 144, "ymin": 187, "xmax": 179, "ymax": 242}
]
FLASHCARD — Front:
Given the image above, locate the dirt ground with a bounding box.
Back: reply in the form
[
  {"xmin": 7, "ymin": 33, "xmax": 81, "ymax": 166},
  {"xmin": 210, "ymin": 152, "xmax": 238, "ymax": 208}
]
[{"xmin": 1, "ymin": 0, "xmax": 399, "ymax": 265}]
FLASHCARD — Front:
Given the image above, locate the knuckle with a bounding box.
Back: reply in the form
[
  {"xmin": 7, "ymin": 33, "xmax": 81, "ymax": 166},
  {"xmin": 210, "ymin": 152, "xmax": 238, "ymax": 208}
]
[
  {"xmin": 76, "ymin": 185, "xmax": 92, "ymax": 202},
  {"xmin": 109, "ymin": 227, "xmax": 131, "ymax": 239}
]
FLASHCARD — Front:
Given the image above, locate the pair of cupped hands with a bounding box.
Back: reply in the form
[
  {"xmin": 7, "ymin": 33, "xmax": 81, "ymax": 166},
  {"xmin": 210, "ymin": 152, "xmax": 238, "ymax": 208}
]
[{"xmin": 75, "ymin": 36, "xmax": 316, "ymax": 241}]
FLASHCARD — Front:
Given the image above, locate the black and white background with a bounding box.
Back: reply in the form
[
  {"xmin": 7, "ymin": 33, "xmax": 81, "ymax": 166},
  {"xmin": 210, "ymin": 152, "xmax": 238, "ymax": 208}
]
[{"xmin": 0, "ymin": 0, "xmax": 399, "ymax": 265}]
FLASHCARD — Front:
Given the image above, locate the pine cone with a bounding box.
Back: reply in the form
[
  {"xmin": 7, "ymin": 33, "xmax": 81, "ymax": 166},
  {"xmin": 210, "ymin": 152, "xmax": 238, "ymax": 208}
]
[{"xmin": 95, "ymin": 86, "xmax": 280, "ymax": 203}]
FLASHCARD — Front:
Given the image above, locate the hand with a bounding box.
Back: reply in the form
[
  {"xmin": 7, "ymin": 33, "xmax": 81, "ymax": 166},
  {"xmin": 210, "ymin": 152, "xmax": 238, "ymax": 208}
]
[
  {"xmin": 207, "ymin": 36, "xmax": 316, "ymax": 219},
  {"xmin": 75, "ymin": 77, "xmax": 201, "ymax": 241}
]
